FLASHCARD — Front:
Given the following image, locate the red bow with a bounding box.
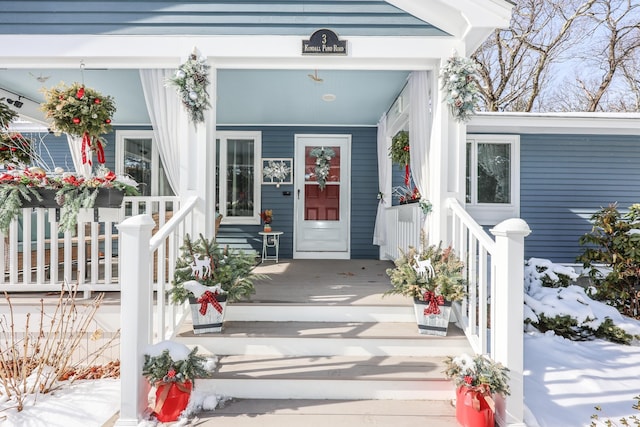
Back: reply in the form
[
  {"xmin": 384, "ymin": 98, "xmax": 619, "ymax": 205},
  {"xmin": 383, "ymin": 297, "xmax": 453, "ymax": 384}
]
[
  {"xmin": 81, "ymin": 132, "xmax": 92, "ymax": 165},
  {"xmin": 197, "ymin": 290, "xmax": 223, "ymax": 315},
  {"xmin": 423, "ymin": 291, "xmax": 445, "ymax": 315}
]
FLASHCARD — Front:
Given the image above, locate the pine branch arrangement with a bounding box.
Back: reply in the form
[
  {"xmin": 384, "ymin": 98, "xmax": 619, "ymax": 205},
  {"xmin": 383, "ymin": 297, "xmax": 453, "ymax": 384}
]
[
  {"xmin": 170, "ymin": 233, "xmax": 268, "ymax": 304},
  {"xmin": 142, "ymin": 346, "xmax": 207, "ymax": 384},
  {"xmin": 385, "ymin": 243, "xmax": 466, "ymax": 302}
]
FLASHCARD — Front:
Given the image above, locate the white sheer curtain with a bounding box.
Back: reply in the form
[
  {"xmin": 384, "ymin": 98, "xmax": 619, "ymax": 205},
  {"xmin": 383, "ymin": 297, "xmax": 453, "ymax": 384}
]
[
  {"xmin": 408, "ymin": 71, "xmax": 432, "ymax": 206},
  {"xmin": 373, "ymin": 112, "xmax": 390, "ymax": 246},
  {"xmin": 66, "ymin": 134, "xmax": 92, "ymax": 178},
  {"xmin": 139, "ymin": 69, "xmax": 182, "ymax": 195}
]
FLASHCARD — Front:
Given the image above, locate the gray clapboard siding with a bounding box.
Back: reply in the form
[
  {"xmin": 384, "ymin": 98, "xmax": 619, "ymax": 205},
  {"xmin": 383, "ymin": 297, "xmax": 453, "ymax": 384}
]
[
  {"xmin": 0, "ymin": 1, "xmax": 445, "ymax": 37},
  {"xmin": 520, "ymin": 133, "xmax": 640, "ymax": 263}
]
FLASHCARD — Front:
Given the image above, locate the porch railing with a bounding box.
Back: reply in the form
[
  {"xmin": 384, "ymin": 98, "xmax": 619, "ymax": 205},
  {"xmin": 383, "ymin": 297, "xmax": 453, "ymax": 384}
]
[
  {"xmin": 117, "ymin": 196, "xmax": 198, "ymax": 425},
  {"xmin": 383, "ymin": 203, "xmax": 422, "ymax": 260},
  {"xmin": 0, "ymin": 196, "xmax": 180, "ymax": 293},
  {"xmin": 445, "ymin": 197, "xmax": 529, "ymax": 427}
]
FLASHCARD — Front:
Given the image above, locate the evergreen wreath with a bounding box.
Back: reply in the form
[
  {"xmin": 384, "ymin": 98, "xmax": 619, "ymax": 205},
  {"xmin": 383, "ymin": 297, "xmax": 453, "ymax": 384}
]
[
  {"xmin": 41, "ymin": 82, "xmax": 116, "ymax": 164},
  {"xmin": 168, "ymin": 49, "xmax": 212, "ymax": 125},
  {"xmin": 389, "ymin": 130, "xmax": 410, "ymax": 166},
  {"xmin": 440, "ymin": 55, "xmax": 482, "ymax": 123},
  {"xmin": 309, "ymin": 146, "xmax": 335, "ymax": 190}
]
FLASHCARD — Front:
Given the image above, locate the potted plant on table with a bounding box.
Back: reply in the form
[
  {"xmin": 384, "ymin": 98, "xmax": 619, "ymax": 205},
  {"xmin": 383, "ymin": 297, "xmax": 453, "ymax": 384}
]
[
  {"xmin": 260, "ymin": 209, "xmax": 273, "ymax": 232},
  {"xmin": 444, "ymin": 353, "xmax": 510, "ymax": 427},
  {"xmin": 169, "ymin": 233, "xmax": 268, "ymax": 334},
  {"xmin": 142, "ymin": 340, "xmax": 208, "ymax": 423},
  {"xmin": 385, "ymin": 243, "xmax": 466, "ymax": 336}
]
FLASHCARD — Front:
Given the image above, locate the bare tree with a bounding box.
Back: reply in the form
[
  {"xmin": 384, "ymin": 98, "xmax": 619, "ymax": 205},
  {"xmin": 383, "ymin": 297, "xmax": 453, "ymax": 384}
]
[
  {"xmin": 572, "ymin": 0, "xmax": 640, "ymax": 111},
  {"xmin": 473, "ymin": 0, "xmax": 597, "ymax": 112}
]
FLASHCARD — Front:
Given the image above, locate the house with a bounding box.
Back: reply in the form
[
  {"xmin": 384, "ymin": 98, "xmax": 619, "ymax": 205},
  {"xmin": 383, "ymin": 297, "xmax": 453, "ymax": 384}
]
[{"xmin": 0, "ymin": 1, "xmax": 542, "ymax": 426}]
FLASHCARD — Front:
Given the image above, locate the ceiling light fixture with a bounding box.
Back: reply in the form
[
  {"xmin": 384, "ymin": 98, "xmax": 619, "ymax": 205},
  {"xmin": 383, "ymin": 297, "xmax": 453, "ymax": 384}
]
[
  {"xmin": 308, "ymin": 70, "xmax": 323, "ymax": 82},
  {"xmin": 322, "ymin": 93, "xmax": 336, "ymax": 102},
  {"xmin": 6, "ymin": 97, "xmax": 24, "ymax": 108}
]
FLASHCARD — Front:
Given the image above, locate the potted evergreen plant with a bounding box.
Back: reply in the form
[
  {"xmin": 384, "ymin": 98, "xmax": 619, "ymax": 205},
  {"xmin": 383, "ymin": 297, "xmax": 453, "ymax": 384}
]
[
  {"xmin": 385, "ymin": 242, "xmax": 466, "ymax": 335},
  {"xmin": 444, "ymin": 353, "xmax": 510, "ymax": 427},
  {"xmin": 169, "ymin": 233, "xmax": 267, "ymax": 333},
  {"xmin": 142, "ymin": 340, "xmax": 208, "ymax": 423}
]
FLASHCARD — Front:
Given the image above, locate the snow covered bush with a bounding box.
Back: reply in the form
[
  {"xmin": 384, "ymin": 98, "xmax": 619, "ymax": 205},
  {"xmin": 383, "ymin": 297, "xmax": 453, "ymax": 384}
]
[
  {"xmin": 578, "ymin": 203, "xmax": 640, "ymax": 318},
  {"xmin": 524, "ymin": 258, "xmax": 640, "ymax": 345}
]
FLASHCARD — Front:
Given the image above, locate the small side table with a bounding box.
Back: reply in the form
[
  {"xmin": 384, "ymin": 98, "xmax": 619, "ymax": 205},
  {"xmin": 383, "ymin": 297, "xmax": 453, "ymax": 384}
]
[{"xmin": 258, "ymin": 231, "xmax": 283, "ymax": 263}]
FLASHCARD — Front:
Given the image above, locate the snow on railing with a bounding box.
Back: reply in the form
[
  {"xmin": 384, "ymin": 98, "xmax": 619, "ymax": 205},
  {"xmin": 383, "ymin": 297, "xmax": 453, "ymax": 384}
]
[{"xmin": 446, "ymin": 197, "xmax": 530, "ymax": 427}]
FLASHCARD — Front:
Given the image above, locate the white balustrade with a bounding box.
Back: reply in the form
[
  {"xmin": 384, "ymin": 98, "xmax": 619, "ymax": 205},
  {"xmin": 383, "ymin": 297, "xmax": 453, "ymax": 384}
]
[
  {"xmin": 445, "ymin": 197, "xmax": 529, "ymax": 427},
  {"xmin": 0, "ymin": 196, "xmax": 180, "ymax": 293}
]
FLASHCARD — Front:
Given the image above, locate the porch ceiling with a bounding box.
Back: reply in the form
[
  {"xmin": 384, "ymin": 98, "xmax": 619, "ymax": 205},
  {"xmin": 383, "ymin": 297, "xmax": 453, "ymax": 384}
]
[{"xmin": 0, "ymin": 68, "xmax": 410, "ymax": 127}]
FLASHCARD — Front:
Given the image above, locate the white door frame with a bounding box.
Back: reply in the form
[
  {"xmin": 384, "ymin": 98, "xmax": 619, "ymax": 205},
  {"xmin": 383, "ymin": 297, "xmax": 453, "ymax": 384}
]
[{"xmin": 293, "ymin": 134, "xmax": 351, "ymax": 259}]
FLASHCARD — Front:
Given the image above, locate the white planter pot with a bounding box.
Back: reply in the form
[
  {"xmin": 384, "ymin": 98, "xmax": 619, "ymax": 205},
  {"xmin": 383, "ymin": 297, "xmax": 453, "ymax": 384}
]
[
  {"xmin": 189, "ymin": 294, "xmax": 227, "ymax": 334},
  {"xmin": 413, "ymin": 297, "xmax": 452, "ymax": 336}
]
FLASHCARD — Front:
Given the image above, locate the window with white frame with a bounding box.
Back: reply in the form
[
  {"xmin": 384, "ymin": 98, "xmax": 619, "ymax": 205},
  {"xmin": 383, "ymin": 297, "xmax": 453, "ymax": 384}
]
[
  {"xmin": 115, "ymin": 130, "xmax": 173, "ymax": 196},
  {"xmin": 216, "ymin": 131, "xmax": 262, "ymax": 225},
  {"xmin": 466, "ymin": 134, "xmax": 520, "ymax": 225}
]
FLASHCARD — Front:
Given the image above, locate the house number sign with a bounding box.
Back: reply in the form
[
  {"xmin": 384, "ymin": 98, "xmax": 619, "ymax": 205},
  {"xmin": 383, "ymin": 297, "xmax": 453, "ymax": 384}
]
[{"xmin": 302, "ymin": 29, "xmax": 347, "ymax": 55}]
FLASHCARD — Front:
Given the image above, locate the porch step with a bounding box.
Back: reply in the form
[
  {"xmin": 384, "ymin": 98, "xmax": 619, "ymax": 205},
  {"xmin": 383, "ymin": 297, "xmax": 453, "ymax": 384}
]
[
  {"xmin": 226, "ymin": 303, "xmax": 416, "ymax": 322},
  {"xmin": 196, "ymin": 355, "xmax": 453, "ymax": 400},
  {"xmin": 193, "ymin": 399, "xmax": 457, "ymax": 426},
  {"xmin": 216, "ymin": 226, "xmax": 261, "ymax": 256},
  {"xmin": 176, "ymin": 320, "xmax": 471, "ymax": 357}
]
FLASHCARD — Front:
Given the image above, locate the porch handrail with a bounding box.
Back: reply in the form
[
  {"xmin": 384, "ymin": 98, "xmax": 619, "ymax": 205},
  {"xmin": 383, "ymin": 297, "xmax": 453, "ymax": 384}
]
[
  {"xmin": 116, "ymin": 195, "xmax": 199, "ymax": 426},
  {"xmin": 445, "ymin": 197, "xmax": 529, "ymax": 427},
  {"xmin": 149, "ymin": 195, "xmax": 198, "ymax": 343}
]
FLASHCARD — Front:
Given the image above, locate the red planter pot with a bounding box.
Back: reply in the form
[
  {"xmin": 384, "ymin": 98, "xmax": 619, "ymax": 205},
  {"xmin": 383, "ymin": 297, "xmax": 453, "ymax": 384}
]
[
  {"xmin": 153, "ymin": 380, "xmax": 193, "ymax": 423},
  {"xmin": 455, "ymin": 386, "xmax": 495, "ymax": 427}
]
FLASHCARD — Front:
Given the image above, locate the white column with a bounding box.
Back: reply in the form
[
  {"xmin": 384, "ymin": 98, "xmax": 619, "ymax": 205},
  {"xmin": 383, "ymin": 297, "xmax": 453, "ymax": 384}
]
[
  {"xmin": 490, "ymin": 218, "xmax": 531, "ymax": 427},
  {"xmin": 115, "ymin": 214, "xmax": 155, "ymax": 427},
  {"xmin": 198, "ymin": 65, "xmax": 217, "ymax": 237}
]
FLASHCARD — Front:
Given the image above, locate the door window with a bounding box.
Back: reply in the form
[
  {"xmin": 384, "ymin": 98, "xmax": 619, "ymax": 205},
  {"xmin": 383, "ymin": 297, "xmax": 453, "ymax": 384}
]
[{"xmin": 304, "ymin": 146, "xmax": 341, "ymax": 221}]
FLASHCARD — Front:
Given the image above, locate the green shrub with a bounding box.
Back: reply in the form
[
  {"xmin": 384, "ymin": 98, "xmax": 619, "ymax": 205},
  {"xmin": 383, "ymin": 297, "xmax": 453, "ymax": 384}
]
[{"xmin": 577, "ymin": 203, "xmax": 640, "ymax": 318}]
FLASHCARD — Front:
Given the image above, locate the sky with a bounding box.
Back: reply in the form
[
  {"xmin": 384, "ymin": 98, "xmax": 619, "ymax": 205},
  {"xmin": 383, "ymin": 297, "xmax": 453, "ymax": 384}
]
[{"xmin": 2, "ymin": 260, "xmax": 640, "ymax": 427}]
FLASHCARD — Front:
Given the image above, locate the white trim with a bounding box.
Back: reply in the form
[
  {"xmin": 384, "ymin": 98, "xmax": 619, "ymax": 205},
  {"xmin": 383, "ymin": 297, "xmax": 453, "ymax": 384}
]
[
  {"xmin": 465, "ymin": 134, "xmax": 520, "ymax": 226},
  {"xmin": 217, "ymin": 130, "xmax": 262, "ymax": 225},
  {"xmin": 468, "ymin": 112, "xmax": 640, "ymax": 136},
  {"xmin": 0, "ymin": 35, "xmax": 450, "ymax": 70}
]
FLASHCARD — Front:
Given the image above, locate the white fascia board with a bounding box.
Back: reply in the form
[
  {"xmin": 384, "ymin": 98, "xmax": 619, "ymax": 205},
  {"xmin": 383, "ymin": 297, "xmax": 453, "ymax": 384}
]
[
  {"xmin": 386, "ymin": 0, "xmax": 513, "ymax": 53},
  {"xmin": 468, "ymin": 112, "xmax": 640, "ymax": 136},
  {"xmin": 0, "ymin": 35, "xmax": 457, "ymax": 70}
]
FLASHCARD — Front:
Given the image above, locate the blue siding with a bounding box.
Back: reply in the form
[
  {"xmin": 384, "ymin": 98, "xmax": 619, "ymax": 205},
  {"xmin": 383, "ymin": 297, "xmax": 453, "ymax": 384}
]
[
  {"xmin": 219, "ymin": 126, "xmax": 379, "ymax": 259},
  {"xmin": 0, "ymin": 1, "xmax": 446, "ymax": 37},
  {"xmin": 521, "ymin": 134, "xmax": 640, "ymax": 263}
]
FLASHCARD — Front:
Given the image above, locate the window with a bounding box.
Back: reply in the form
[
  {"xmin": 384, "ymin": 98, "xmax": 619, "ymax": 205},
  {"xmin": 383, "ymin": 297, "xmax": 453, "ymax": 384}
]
[
  {"xmin": 466, "ymin": 135, "xmax": 520, "ymax": 225},
  {"xmin": 115, "ymin": 130, "xmax": 173, "ymax": 196},
  {"xmin": 216, "ymin": 131, "xmax": 262, "ymax": 225}
]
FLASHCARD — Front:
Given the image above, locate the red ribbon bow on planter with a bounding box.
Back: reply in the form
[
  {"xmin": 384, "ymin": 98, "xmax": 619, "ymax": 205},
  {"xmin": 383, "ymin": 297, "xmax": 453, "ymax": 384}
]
[
  {"xmin": 197, "ymin": 289, "xmax": 223, "ymax": 315},
  {"xmin": 423, "ymin": 291, "xmax": 445, "ymax": 315}
]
